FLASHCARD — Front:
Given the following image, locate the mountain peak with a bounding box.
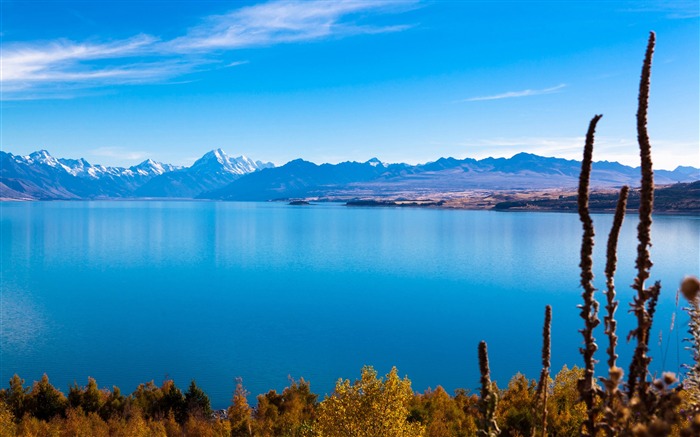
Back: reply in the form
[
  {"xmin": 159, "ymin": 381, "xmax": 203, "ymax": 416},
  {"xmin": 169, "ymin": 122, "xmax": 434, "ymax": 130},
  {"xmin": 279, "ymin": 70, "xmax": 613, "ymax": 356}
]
[
  {"xmin": 365, "ymin": 157, "xmax": 385, "ymax": 168},
  {"xmin": 32, "ymin": 149, "xmax": 52, "ymax": 157},
  {"xmin": 510, "ymin": 152, "xmax": 538, "ymax": 160},
  {"xmin": 200, "ymin": 148, "xmax": 228, "ymax": 163},
  {"xmin": 26, "ymin": 149, "xmax": 61, "ymax": 167},
  {"xmin": 191, "ymin": 149, "xmax": 272, "ymax": 175},
  {"xmin": 130, "ymin": 158, "xmax": 176, "ymax": 176}
]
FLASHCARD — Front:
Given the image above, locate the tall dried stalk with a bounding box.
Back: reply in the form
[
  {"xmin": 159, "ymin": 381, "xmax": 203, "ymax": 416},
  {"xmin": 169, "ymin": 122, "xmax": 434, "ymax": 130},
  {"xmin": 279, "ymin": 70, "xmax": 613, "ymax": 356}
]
[
  {"xmin": 627, "ymin": 31, "xmax": 660, "ymax": 402},
  {"xmin": 603, "ymin": 186, "xmax": 628, "ymax": 372},
  {"xmin": 533, "ymin": 305, "xmax": 551, "ymax": 437},
  {"xmin": 477, "ymin": 341, "xmax": 500, "ymax": 437},
  {"xmin": 598, "ymin": 186, "xmax": 629, "ymax": 434},
  {"xmin": 577, "ymin": 113, "xmax": 602, "ymax": 437}
]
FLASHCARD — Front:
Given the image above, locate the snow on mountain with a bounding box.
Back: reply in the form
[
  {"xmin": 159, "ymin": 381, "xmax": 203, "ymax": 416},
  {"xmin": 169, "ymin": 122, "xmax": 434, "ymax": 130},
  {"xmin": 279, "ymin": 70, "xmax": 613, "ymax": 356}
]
[
  {"xmin": 23, "ymin": 150, "xmax": 63, "ymax": 168},
  {"xmin": 57, "ymin": 157, "xmax": 99, "ymax": 178},
  {"xmin": 15, "ymin": 150, "xmax": 180, "ymax": 180},
  {"xmin": 365, "ymin": 157, "xmax": 386, "ymax": 168},
  {"xmin": 128, "ymin": 159, "xmax": 181, "ymax": 177},
  {"xmin": 134, "ymin": 149, "xmax": 275, "ymax": 198},
  {"xmin": 4, "ymin": 148, "xmax": 698, "ymax": 201},
  {"xmin": 191, "ymin": 148, "xmax": 274, "ymax": 175},
  {"xmin": 2, "ymin": 149, "xmax": 185, "ymax": 199}
]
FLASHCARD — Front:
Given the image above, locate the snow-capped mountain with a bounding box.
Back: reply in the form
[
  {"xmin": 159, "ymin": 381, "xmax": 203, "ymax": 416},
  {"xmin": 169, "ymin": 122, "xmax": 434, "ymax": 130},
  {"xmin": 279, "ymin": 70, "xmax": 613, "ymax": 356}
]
[
  {"xmin": 190, "ymin": 148, "xmax": 274, "ymax": 175},
  {"xmin": 0, "ymin": 148, "xmax": 271, "ymax": 200},
  {"xmin": 128, "ymin": 159, "xmax": 181, "ymax": 177},
  {"xmin": 134, "ymin": 149, "xmax": 274, "ymax": 198},
  {"xmin": 2, "ymin": 148, "xmax": 698, "ymax": 201},
  {"xmin": 12, "ymin": 150, "xmax": 180, "ymax": 180}
]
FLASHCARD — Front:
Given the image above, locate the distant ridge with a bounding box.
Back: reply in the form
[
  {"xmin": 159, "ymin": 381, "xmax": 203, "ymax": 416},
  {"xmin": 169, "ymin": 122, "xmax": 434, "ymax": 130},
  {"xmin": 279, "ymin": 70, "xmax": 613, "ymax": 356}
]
[
  {"xmin": 199, "ymin": 152, "xmax": 700, "ymax": 201},
  {"xmin": 1, "ymin": 149, "xmax": 697, "ymax": 201}
]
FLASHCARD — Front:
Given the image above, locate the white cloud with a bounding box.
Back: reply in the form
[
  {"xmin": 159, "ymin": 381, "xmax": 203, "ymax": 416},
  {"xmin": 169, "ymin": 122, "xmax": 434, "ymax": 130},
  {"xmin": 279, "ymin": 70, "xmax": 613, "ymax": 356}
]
[
  {"xmin": 170, "ymin": 0, "xmax": 416, "ymax": 51},
  {"xmin": 0, "ymin": 0, "xmax": 417, "ymax": 100},
  {"xmin": 89, "ymin": 147, "xmax": 148, "ymax": 162},
  {"xmin": 2, "ymin": 35, "xmax": 157, "ymax": 81},
  {"xmin": 462, "ymin": 84, "xmax": 567, "ymax": 102}
]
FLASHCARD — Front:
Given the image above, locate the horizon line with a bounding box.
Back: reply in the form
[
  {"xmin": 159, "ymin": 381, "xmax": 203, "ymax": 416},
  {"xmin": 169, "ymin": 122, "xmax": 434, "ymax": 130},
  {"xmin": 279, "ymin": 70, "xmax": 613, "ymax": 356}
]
[{"xmin": 4, "ymin": 147, "xmax": 697, "ymax": 172}]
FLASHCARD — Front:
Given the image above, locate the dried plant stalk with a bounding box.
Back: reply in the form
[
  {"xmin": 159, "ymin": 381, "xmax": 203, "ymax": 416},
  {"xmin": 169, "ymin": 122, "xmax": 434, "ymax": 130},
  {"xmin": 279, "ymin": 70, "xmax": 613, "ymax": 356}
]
[
  {"xmin": 533, "ymin": 305, "xmax": 552, "ymax": 437},
  {"xmin": 577, "ymin": 113, "xmax": 603, "ymax": 437},
  {"xmin": 604, "ymin": 185, "xmax": 629, "ymax": 371},
  {"xmin": 627, "ymin": 31, "xmax": 657, "ymax": 401},
  {"xmin": 596, "ymin": 186, "xmax": 629, "ymax": 434},
  {"xmin": 478, "ymin": 341, "xmax": 500, "ymax": 437}
]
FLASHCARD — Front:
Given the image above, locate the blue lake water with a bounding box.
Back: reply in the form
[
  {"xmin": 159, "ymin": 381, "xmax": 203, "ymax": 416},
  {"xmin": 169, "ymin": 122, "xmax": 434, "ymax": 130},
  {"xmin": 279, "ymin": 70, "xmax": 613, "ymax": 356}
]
[{"xmin": 1, "ymin": 201, "xmax": 698, "ymax": 408}]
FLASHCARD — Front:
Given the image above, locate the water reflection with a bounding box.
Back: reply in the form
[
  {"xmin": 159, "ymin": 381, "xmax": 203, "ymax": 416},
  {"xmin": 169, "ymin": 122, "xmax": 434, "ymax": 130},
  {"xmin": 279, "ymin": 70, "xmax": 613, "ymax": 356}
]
[{"xmin": 0, "ymin": 201, "xmax": 697, "ymax": 408}]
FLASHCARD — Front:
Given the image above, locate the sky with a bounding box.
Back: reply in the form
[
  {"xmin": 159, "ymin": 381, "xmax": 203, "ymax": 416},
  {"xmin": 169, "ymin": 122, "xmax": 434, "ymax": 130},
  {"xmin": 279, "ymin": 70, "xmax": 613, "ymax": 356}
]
[{"xmin": 1, "ymin": 0, "xmax": 698, "ymax": 170}]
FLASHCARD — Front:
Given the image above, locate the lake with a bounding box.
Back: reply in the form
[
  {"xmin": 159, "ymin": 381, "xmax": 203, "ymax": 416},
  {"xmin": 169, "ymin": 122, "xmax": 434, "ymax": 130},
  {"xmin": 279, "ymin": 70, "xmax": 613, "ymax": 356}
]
[{"xmin": 1, "ymin": 201, "xmax": 698, "ymax": 408}]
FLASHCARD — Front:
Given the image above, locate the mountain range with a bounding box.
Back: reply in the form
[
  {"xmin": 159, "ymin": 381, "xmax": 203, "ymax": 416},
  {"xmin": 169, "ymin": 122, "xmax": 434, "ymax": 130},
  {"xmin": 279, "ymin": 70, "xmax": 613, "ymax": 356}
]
[
  {"xmin": 0, "ymin": 149, "xmax": 272, "ymax": 200},
  {"xmin": 1, "ymin": 149, "xmax": 698, "ymax": 201}
]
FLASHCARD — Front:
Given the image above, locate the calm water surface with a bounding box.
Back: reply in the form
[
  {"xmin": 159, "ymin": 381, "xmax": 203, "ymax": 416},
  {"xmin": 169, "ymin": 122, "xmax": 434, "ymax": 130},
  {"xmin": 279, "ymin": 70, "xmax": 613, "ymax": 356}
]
[{"xmin": 1, "ymin": 201, "xmax": 698, "ymax": 407}]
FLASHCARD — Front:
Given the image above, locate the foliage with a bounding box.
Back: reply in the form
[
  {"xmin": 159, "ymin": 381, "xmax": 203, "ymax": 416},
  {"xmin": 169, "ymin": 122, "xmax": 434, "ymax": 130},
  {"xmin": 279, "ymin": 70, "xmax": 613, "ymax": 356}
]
[
  {"xmin": 0, "ymin": 399, "xmax": 16, "ymax": 437},
  {"xmin": 409, "ymin": 386, "xmax": 477, "ymax": 437},
  {"xmin": 0, "ymin": 375, "xmax": 27, "ymax": 421},
  {"xmin": 316, "ymin": 366, "xmax": 424, "ymax": 437},
  {"xmin": 253, "ymin": 377, "xmax": 317, "ymax": 437},
  {"xmin": 496, "ymin": 373, "xmax": 537, "ymax": 437},
  {"xmin": 67, "ymin": 377, "xmax": 104, "ymax": 414},
  {"xmin": 228, "ymin": 378, "xmax": 253, "ymax": 437},
  {"xmin": 27, "ymin": 374, "xmax": 67, "ymax": 421},
  {"xmin": 185, "ymin": 379, "xmax": 213, "ymax": 421},
  {"xmin": 547, "ymin": 366, "xmax": 587, "ymax": 437}
]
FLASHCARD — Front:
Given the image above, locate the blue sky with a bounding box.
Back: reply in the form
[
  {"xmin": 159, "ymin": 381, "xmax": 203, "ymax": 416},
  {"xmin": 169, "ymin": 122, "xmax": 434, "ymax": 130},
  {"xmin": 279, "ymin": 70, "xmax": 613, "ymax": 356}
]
[{"xmin": 1, "ymin": 0, "xmax": 698, "ymax": 170}]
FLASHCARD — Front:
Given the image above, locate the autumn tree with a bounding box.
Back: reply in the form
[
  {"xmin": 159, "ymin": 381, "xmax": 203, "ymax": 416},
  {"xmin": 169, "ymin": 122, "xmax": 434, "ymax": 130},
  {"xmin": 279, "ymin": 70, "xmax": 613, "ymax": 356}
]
[
  {"xmin": 0, "ymin": 398, "xmax": 16, "ymax": 436},
  {"xmin": 160, "ymin": 379, "xmax": 186, "ymax": 423},
  {"xmin": 68, "ymin": 377, "xmax": 104, "ymax": 414},
  {"xmin": 547, "ymin": 365, "xmax": 586, "ymax": 436},
  {"xmin": 131, "ymin": 380, "xmax": 164, "ymax": 419},
  {"xmin": 229, "ymin": 377, "xmax": 253, "ymax": 437},
  {"xmin": 99, "ymin": 385, "xmax": 126, "ymax": 420},
  {"xmin": 496, "ymin": 373, "xmax": 537, "ymax": 437},
  {"xmin": 410, "ymin": 386, "xmax": 476, "ymax": 437},
  {"xmin": 253, "ymin": 377, "xmax": 317, "ymax": 437},
  {"xmin": 26, "ymin": 374, "xmax": 67, "ymax": 421},
  {"xmin": 316, "ymin": 366, "xmax": 424, "ymax": 437},
  {"xmin": 1, "ymin": 374, "xmax": 28, "ymax": 421}
]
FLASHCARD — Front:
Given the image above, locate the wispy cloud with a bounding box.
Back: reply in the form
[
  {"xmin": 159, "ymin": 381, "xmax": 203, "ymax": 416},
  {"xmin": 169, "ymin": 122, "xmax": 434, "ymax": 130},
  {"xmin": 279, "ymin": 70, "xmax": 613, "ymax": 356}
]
[
  {"xmin": 225, "ymin": 60, "xmax": 250, "ymax": 68},
  {"xmin": 462, "ymin": 84, "xmax": 566, "ymax": 102},
  {"xmin": 89, "ymin": 147, "xmax": 148, "ymax": 162},
  {"xmin": 2, "ymin": 35, "xmax": 157, "ymax": 82},
  {"xmin": 0, "ymin": 0, "xmax": 417, "ymax": 100},
  {"xmin": 170, "ymin": 0, "xmax": 416, "ymax": 51},
  {"xmin": 621, "ymin": 1, "xmax": 700, "ymax": 19}
]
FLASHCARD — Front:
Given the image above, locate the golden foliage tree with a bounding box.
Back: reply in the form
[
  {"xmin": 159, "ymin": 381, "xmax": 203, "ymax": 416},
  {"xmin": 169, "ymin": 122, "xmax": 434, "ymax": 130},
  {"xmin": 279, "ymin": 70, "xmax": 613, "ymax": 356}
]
[
  {"xmin": 253, "ymin": 377, "xmax": 317, "ymax": 437},
  {"xmin": 0, "ymin": 399, "xmax": 16, "ymax": 437},
  {"xmin": 316, "ymin": 366, "xmax": 424, "ymax": 437},
  {"xmin": 495, "ymin": 373, "xmax": 537, "ymax": 437},
  {"xmin": 410, "ymin": 385, "xmax": 477, "ymax": 437},
  {"xmin": 547, "ymin": 365, "xmax": 586, "ymax": 437},
  {"xmin": 229, "ymin": 377, "xmax": 253, "ymax": 437}
]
